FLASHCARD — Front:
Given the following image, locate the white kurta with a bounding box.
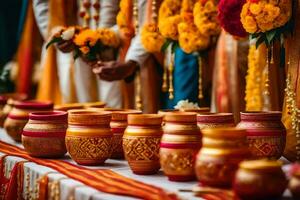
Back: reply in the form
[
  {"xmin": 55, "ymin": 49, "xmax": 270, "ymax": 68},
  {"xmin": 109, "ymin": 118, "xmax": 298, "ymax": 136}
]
[{"xmin": 33, "ymin": 0, "xmax": 122, "ymax": 108}]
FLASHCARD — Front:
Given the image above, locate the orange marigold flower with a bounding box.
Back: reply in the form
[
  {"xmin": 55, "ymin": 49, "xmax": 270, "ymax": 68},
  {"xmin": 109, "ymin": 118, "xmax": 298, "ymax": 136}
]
[
  {"xmin": 73, "ymin": 29, "xmax": 99, "ymax": 47},
  {"xmin": 80, "ymin": 46, "xmax": 90, "ymax": 54},
  {"xmin": 141, "ymin": 23, "xmax": 165, "ymax": 53}
]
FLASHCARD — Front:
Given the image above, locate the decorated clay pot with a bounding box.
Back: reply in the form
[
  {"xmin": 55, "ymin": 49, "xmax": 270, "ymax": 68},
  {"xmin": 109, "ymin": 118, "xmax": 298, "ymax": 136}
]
[
  {"xmin": 197, "ymin": 113, "xmax": 235, "ymax": 130},
  {"xmin": 0, "ymin": 96, "xmax": 8, "ymax": 127},
  {"xmin": 83, "ymin": 101, "xmax": 106, "ymax": 108},
  {"xmin": 195, "ymin": 128, "xmax": 249, "ymax": 188},
  {"xmin": 4, "ymin": 101, "xmax": 53, "ymax": 142},
  {"xmin": 234, "ymin": 160, "xmax": 287, "ymax": 200},
  {"xmin": 160, "ymin": 112, "xmax": 201, "ymax": 181},
  {"xmin": 94, "ymin": 108, "xmax": 142, "ymax": 159},
  {"xmin": 123, "ymin": 114, "xmax": 163, "ymax": 175},
  {"xmin": 54, "ymin": 103, "xmax": 84, "ymax": 111},
  {"xmin": 66, "ymin": 110, "xmax": 112, "ymax": 165},
  {"xmin": 237, "ymin": 112, "xmax": 286, "ymax": 159},
  {"xmin": 22, "ymin": 111, "xmax": 67, "ymax": 158}
]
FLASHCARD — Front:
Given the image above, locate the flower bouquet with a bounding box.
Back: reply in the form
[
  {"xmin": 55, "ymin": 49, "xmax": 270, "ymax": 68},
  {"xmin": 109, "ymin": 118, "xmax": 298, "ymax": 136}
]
[{"xmin": 46, "ymin": 26, "xmax": 120, "ymax": 63}]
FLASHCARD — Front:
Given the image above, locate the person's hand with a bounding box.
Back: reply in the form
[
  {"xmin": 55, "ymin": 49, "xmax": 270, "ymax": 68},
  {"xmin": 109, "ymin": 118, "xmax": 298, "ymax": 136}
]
[
  {"xmin": 56, "ymin": 40, "xmax": 75, "ymax": 53},
  {"xmin": 92, "ymin": 60, "xmax": 138, "ymax": 81}
]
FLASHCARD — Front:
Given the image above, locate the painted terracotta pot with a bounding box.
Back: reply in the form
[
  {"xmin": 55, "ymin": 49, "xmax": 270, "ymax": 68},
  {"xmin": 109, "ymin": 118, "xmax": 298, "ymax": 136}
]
[
  {"xmin": 237, "ymin": 112, "xmax": 286, "ymax": 159},
  {"xmin": 197, "ymin": 113, "xmax": 235, "ymax": 130},
  {"xmin": 123, "ymin": 114, "xmax": 163, "ymax": 175},
  {"xmin": 66, "ymin": 110, "xmax": 112, "ymax": 165},
  {"xmin": 83, "ymin": 101, "xmax": 106, "ymax": 109},
  {"xmin": 195, "ymin": 128, "xmax": 249, "ymax": 188},
  {"xmin": 4, "ymin": 101, "xmax": 53, "ymax": 142},
  {"xmin": 22, "ymin": 111, "xmax": 67, "ymax": 158},
  {"xmin": 94, "ymin": 108, "xmax": 142, "ymax": 159},
  {"xmin": 54, "ymin": 103, "xmax": 84, "ymax": 111},
  {"xmin": 0, "ymin": 96, "xmax": 8, "ymax": 127},
  {"xmin": 0, "ymin": 93, "xmax": 27, "ymax": 128},
  {"xmin": 160, "ymin": 112, "xmax": 201, "ymax": 181},
  {"xmin": 234, "ymin": 160, "xmax": 287, "ymax": 200}
]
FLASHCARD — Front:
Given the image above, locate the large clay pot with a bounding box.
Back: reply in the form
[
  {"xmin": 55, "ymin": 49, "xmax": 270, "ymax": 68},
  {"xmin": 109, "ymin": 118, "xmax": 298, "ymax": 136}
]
[
  {"xmin": 237, "ymin": 112, "xmax": 286, "ymax": 159},
  {"xmin": 93, "ymin": 108, "xmax": 142, "ymax": 159},
  {"xmin": 160, "ymin": 112, "xmax": 201, "ymax": 181},
  {"xmin": 195, "ymin": 128, "xmax": 249, "ymax": 188},
  {"xmin": 4, "ymin": 101, "xmax": 53, "ymax": 142},
  {"xmin": 234, "ymin": 160, "xmax": 287, "ymax": 200},
  {"xmin": 123, "ymin": 114, "xmax": 163, "ymax": 175},
  {"xmin": 66, "ymin": 110, "xmax": 112, "ymax": 165},
  {"xmin": 54, "ymin": 103, "xmax": 84, "ymax": 111},
  {"xmin": 0, "ymin": 96, "xmax": 8, "ymax": 127},
  {"xmin": 197, "ymin": 113, "xmax": 235, "ymax": 129},
  {"xmin": 22, "ymin": 111, "xmax": 67, "ymax": 158}
]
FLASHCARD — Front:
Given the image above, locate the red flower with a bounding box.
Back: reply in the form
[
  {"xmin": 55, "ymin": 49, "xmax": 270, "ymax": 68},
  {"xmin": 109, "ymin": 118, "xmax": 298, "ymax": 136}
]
[{"xmin": 218, "ymin": 0, "xmax": 248, "ymax": 38}]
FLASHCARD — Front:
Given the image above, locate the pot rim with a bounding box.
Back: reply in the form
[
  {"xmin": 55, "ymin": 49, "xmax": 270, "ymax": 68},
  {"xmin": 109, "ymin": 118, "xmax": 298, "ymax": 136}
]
[
  {"xmin": 14, "ymin": 100, "xmax": 53, "ymax": 110},
  {"xmin": 240, "ymin": 111, "xmax": 282, "ymax": 121},
  {"xmin": 54, "ymin": 103, "xmax": 85, "ymax": 111},
  {"xmin": 239, "ymin": 159, "xmax": 283, "ymax": 171},
  {"xmin": 197, "ymin": 113, "xmax": 234, "ymax": 122},
  {"xmin": 29, "ymin": 111, "xmax": 67, "ymax": 121},
  {"xmin": 164, "ymin": 112, "xmax": 197, "ymax": 123},
  {"xmin": 83, "ymin": 101, "xmax": 106, "ymax": 108},
  {"xmin": 68, "ymin": 109, "xmax": 111, "ymax": 116},
  {"xmin": 202, "ymin": 127, "xmax": 247, "ymax": 138},
  {"xmin": 127, "ymin": 114, "xmax": 163, "ymax": 125}
]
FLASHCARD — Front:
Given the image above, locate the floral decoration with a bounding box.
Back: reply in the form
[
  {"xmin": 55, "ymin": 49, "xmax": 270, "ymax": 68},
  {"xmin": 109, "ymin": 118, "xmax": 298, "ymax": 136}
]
[
  {"xmin": 218, "ymin": 0, "xmax": 248, "ymax": 38},
  {"xmin": 141, "ymin": 23, "xmax": 166, "ymax": 53}
]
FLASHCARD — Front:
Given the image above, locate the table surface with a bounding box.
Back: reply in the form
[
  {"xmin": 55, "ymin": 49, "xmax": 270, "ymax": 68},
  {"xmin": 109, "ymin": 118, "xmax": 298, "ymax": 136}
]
[{"xmin": 0, "ymin": 129, "xmax": 294, "ymax": 200}]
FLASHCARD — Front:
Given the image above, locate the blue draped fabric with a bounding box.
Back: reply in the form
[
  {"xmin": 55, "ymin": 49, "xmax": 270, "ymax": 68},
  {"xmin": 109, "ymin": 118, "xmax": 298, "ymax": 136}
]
[{"xmin": 162, "ymin": 48, "xmax": 199, "ymax": 109}]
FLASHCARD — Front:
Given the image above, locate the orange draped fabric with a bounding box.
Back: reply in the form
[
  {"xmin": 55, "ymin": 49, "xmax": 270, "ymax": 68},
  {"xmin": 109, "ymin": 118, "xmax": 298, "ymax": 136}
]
[{"xmin": 0, "ymin": 141, "xmax": 178, "ymax": 200}]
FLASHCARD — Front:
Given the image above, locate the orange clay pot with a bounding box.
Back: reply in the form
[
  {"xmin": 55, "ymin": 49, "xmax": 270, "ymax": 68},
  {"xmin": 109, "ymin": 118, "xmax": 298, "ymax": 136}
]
[
  {"xmin": 234, "ymin": 160, "xmax": 287, "ymax": 200},
  {"xmin": 54, "ymin": 103, "xmax": 84, "ymax": 111},
  {"xmin": 66, "ymin": 110, "xmax": 112, "ymax": 165},
  {"xmin": 4, "ymin": 101, "xmax": 53, "ymax": 142},
  {"xmin": 22, "ymin": 111, "xmax": 67, "ymax": 158},
  {"xmin": 123, "ymin": 114, "xmax": 163, "ymax": 175},
  {"xmin": 237, "ymin": 112, "xmax": 286, "ymax": 159},
  {"xmin": 195, "ymin": 128, "xmax": 249, "ymax": 188},
  {"xmin": 160, "ymin": 112, "xmax": 201, "ymax": 182},
  {"xmin": 181, "ymin": 107, "xmax": 210, "ymax": 113},
  {"xmin": 197, "ymin": 113, "xmax": 235, "ymax": 130}
]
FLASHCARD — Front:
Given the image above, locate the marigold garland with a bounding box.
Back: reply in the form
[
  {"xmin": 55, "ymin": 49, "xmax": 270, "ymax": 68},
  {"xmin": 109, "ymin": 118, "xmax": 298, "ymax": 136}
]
[
  {"xmin": 193, "ymin": 0, "xmax": 221, "ymax": 36},
  {"xmin": 218, "ymin": 0, "xmax": 248, "ymax": 38},
  {"xmin": 141, "ymin": 23, "xmax": 166, "ymax": 52},
  {"xmin": 73, "ymin": 29, "xmax": 99, "ymax": 47},
  {"xmin": 97, "ymin": 28, "xmax": 120, "ymax": 48},
  {"xmin": 178, "ymin": 13, "xmax": 210, "ymax": 53},
  {"xmin": 245, "ymin": 45, "xmax": 263, "ymax": 111},
  {"xmin": 241, "ymin": 0, "xmax": 292, "ymax": 33},
  {"xmin": 117, "ymin": 0, "xmax": 134, "ymax": 38},
  {"xmin": 158, "ymin": 0, "xmax": 182, "ymax": 40}
]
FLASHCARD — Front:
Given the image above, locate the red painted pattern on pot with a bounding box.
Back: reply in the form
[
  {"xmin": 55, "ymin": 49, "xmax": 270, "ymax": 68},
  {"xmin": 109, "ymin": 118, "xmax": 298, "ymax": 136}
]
[
  {"xmin": 160, "ymin": 112, "xmax": 201, "ymax": 182},
  {"xmin": 237, "ymin": 112, "xmax": 286, "ymax": 159},
  {"xmin": 197, "ymin": 113, "xmax": 235, "ymax": 130},
  {"xmin": 22, "ymin": 111, "xmax": 67, "ymax": 158}
]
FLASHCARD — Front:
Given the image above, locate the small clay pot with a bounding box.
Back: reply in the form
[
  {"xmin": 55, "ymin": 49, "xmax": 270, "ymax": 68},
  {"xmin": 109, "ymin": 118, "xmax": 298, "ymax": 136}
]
[
  {"xmin": 54, "ymin": 103, "xmax": 85, "ymax": 111},
  {"xmin": 195, "ymin": 127, "xmax": 249, "ymax": 188},
  {"xmin": 237, "ymin": 111, "xmax": 286, "ymax": 159},
  {"xmin": 197, "ymin": 113, "xmax": 235, "ymax": 130},
  {"xmin": 4, "ymin": 100, "xmax": 53, "ymax": 142},
  {"xmin": 22, "ymin": 111, "xmax": 67, "ymax": 158},
  {"xmin": 123, "ymin": 114, "xmax": 163, "ymax": 175},
  {"xmin": 160, "ymin": 112, "xmax": 201, "ymax": 181},
  {"xmin": 66, "ymin": 110, "xmax": 112, "ymax": 165},
  {"xmin": 83, "ymin": 101, "xmax": 106, "ymax": 109},
  {"xmin": 234, "ymin": 160, "xmax": 287, "ymax": 200}
]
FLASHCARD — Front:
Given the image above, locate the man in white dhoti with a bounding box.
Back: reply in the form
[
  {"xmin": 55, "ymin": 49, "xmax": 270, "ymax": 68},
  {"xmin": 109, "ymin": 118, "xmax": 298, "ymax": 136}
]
[{"xmin": 33, "ymin": 0, "xmax": 122, "ymax": 108}]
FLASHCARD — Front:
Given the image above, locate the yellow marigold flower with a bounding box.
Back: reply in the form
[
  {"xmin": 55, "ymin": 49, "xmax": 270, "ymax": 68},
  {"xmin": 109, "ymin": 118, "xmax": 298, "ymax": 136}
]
[
  {"xmin": 80, "ymin": 46, "xmax": 90, "ymax": 54},
  {"xmin": 141, "ymin": 23, "xmax": 165, "ymax": 53},
  {"xmin": 73, "ymin": 29, "xmax": 99, "ymax": 47},
  {"xmin": 249, "ymin": 2, "xmax": 263, "ymax": 15},
  {"xmin": 97, "ymin": 28, "xmax": 120, "ymax": 48},
  {"xmin": 159, "ymin": 15, "xmax": 182, "ymax": 40},
  {"xmin": 117, "ymin": 0, "xmax": 134, "ymax": 38},
  {"xmin": 242, "ymin": 15, "xmax": 258, "ymax": 33},
  {"xmin": 193, "ymin": 0, "xmax": 221, "ymax": 36},
  {"xmin": 181, "ymin": 0, "xmax": 197, "ymax": 14},
  {"xmin": 178, "ymin": 21, "xmax": 209, "ymax": 53}
]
